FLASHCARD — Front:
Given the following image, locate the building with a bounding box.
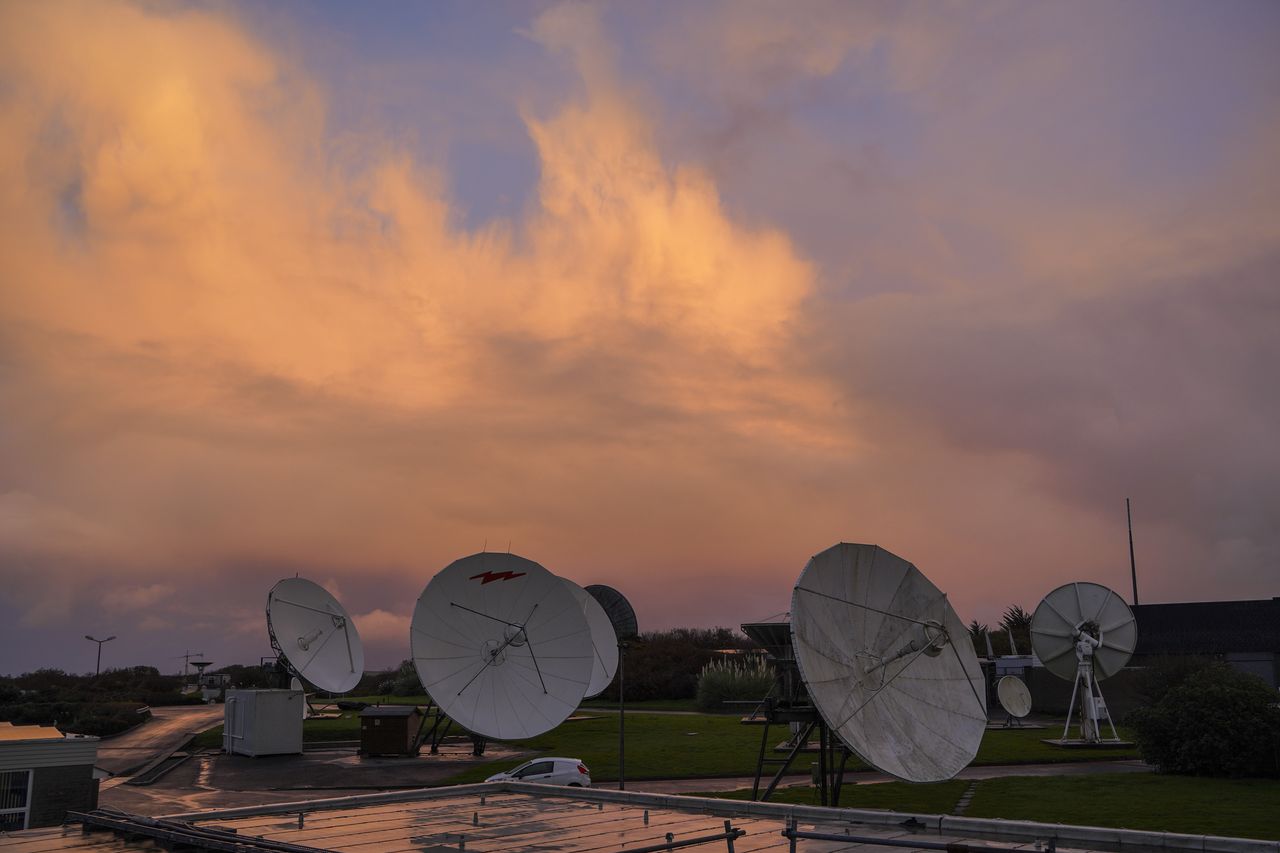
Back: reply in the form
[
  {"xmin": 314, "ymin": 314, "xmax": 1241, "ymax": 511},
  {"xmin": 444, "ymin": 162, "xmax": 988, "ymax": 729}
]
[
  {"xmin": 358, "ymin": 704, "xmax": 423, "ymax": 756},
  {"xmin": 1132, "ymin": 597, "xmax": 1280, "ymax": 688},
  {"xmin": 0, "ymin": 722, "xmax": 99, "ymax": 830}
]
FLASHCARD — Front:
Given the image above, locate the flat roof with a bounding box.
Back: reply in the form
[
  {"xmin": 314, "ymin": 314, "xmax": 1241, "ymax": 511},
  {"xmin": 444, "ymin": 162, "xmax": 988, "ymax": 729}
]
[
  {"xmin": 4, "ymin": 782, "xmax": 1272, "ymax": 853},
  {"xmin": 0, "ymin": 722, "xmax": 64, "ymax": 742}
]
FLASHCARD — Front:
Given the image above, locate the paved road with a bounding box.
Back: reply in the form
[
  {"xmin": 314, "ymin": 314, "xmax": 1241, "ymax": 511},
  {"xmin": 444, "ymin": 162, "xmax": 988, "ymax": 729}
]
[{"xmin": 96, "ymin": 705, "xmax": 224, "ymax": 778}]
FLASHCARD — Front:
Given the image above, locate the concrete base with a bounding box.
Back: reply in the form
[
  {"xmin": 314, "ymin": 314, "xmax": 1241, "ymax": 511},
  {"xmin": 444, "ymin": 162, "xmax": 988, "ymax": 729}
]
[{"xmin": 1041, "ymin": 738, "xmax": 1135, "ymax": 748}]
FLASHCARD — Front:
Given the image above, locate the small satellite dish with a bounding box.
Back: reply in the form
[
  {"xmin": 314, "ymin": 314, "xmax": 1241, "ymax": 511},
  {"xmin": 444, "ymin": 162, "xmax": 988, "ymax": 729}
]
[
  {"xmin": 997, "ymin": 675, "xmax": 1032, "ymax": 718},
  {"xmin": 266, "ymin": 578, "xmax": 364, "ymax": 694},
  {"xmin": 790, "ymin": 543, "xmax": 987, "ymax": 783},
  {"xmin": 584, "ymin": 584, "xmax": 638, "ymax": 640},
  {"xmin": 1030, "ymin": 582, "xmax": 1136, "ymax": 682},
  {"xmin": 564, "ymin": 579, "xmax": 619, "ymax": 698},
  {"xmin": 411, "ymin": 553, "xmax": 593, "ymax": 740}
]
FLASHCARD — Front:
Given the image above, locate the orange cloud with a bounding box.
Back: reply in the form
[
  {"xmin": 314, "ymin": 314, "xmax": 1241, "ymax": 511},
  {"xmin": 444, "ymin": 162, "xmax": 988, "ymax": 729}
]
[{"xmin": 0, "ymin": 0, "xmax": 847, "ymax": 640}]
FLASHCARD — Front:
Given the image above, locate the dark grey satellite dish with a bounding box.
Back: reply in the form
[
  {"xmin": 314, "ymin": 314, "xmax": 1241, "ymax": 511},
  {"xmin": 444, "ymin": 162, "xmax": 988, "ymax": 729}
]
[{"xmin": 585, "ymin": 584, "xmax": 638, "ymax": 639}]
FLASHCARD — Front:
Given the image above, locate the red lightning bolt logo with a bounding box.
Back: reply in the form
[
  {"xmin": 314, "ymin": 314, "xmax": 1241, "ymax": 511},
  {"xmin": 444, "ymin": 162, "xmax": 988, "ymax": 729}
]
[{"xmin": 470, "ymin": 570, "xmax": 527, "ymax": 585}]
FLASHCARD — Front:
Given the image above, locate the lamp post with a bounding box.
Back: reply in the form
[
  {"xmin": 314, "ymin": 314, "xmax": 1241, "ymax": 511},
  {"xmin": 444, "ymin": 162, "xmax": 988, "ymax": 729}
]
[{"xmin": 85, "ymin": 635, "xmax": 116, "ymax": 676}]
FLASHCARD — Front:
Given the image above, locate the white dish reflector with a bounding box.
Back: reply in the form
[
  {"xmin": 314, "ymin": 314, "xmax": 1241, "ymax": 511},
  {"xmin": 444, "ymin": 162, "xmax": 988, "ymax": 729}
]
[
  {"xmin": 564, "ymin": 579, "xmax": 619, "ymax": 698},
  {"xmin": 267, "ymin": 578, "xmax": 364, "ymax": 694},
  {"xmin": 790, "ymin": 543, "xmax": 987, "ymax": 783},
  {"xmin": 410, "ymin": 552, "xmax": 593, "ymax": 740},
  {"xmin": 997, "ymin": 675, "xmax": 1032, "ymax": 718},
  {"xmin": 1031, "ymin": 581, "xmax": 1136, "ymax": 682}
]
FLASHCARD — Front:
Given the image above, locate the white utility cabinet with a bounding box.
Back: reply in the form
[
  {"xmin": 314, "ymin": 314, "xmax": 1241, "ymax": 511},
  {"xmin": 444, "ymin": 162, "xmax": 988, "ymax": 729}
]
[{"xmin": 223, "ymin": 689, "xmax": 303, "ymax": 756}]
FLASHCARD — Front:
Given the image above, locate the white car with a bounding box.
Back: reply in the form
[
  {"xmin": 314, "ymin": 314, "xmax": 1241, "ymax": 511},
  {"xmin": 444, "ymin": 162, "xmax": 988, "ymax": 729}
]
[{"xmin": 485, "ymin": 757, "xmax": 592, "ymax": 787}]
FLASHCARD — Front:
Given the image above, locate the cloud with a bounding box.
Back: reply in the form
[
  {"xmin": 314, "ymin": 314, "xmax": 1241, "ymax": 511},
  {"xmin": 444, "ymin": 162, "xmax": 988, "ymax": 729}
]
[
  {"xmin": 0, "ymin": 0, "xmax": 839, "ymax": 665},
  {"xmin": 352, "ymin": 609, "xmax": 411, "ymax": 654},
  {"xmin": 103, "ymin": 583, "xmax": 174, "ymax": 612},
  {"xmin": 0, "ymin": 1, "xmax": 1276, "ymax": 673}
]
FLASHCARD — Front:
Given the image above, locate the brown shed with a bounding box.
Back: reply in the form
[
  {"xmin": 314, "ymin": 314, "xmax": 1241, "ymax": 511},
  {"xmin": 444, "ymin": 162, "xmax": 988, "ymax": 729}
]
[{"xmin": 358, "ymin": 705, "xmax": 422, "ymax": 756}]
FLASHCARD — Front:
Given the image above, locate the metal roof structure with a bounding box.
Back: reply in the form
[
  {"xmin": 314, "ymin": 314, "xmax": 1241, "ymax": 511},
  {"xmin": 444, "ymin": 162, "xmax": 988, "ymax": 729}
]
[{"xmin": 4, "ymin": 781, "xmax": 1275, "ymax": 853}]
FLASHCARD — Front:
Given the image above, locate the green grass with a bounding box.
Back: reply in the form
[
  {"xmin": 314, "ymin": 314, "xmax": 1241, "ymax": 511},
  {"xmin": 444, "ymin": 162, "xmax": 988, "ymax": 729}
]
[
  {"xmin": 441, "ymin": 711, "xmax": 769, "ymax": 784},
  {"xmin": 702, "ymin": 780, "xmax": 969, "ymax": 814},
  {"xmin": 700, "ymin": 774, "xmax": 1280, "ymax": 840},
  {"xmin": 971, "ymin": 726, "xmax": 1139, "ymax": 765},
  {"xmin": 966, "ymin": 774, "xmax": 1280, "ymax": 841},
  {"xmin": 579, "ymin": 698, "xmax": 702, "ymax": 712},
  {"xmin": 188, "ymin": 712, "xmax": 1138, "ymax": 780}
]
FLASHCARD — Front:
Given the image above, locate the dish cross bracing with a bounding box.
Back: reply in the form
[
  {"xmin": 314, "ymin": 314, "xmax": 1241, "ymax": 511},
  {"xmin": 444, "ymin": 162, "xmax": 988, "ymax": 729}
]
[{"xmin": 790, "ymin": 543, "xmax": 988, "ymax": 783}]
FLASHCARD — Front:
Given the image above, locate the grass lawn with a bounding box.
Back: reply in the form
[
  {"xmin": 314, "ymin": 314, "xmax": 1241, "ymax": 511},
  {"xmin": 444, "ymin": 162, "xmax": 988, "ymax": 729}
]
[
  {"xmin": 188, "ymin": 712, "xmax": 1138, "ymax": 776},
  {"xmin": 440, "ymin": 711, "xmax": 764, "ymax": 784},
  {"xmin": 965, "ymin": 773, "xmax": 1280, "ymax": 841},
  {"xmin": 971, "ymin": 727, "xmax": 1138, "ymax": 765},
  {"xmin": 702, "ymin": 780, "xmax": 969, "ymax": 814},
  {"xmin": 701, "ymin": 774, "xmax": 1280, "ymax": 841},
  {"xmin": 580, "ymin": 699, "xmax": 702, "ymax": 712}
]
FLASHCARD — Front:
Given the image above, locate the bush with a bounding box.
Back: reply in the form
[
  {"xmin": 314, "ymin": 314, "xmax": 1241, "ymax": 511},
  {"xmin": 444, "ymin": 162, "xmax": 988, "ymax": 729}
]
[
  {"xmin": 0, "ymin": 701, "xmax": 149, "ymax": 737},
  {"xmin": 1129, "ymin": 662, "xmax": 1280, "ymax": 777},
  {"xmin": 595, "ymin": 628, "xmax": 754, "ymax": 702},
  {"xmin": 695, "ymin": 656, "xmax": 775, "ymax": 712}
]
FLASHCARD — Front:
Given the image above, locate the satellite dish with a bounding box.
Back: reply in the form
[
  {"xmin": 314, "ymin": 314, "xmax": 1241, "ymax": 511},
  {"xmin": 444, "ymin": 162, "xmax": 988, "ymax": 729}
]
[
  {"xmin": 1031, "ymin": 581, "xmax": 1136, "ymax": 744},
  {"xmin": 1030, "ymin": 582, "xmax": 1136, "ymax": 682},
  {"xmin": 997, "ymin": 675, "xmax": 1032, "ymax": 718},
  {"xmin": 790, "ymin": 543, "xmax": 987, "ymax": 783},
  {"xmin": 266, "ymin": 578, "xmax": 364, "ymax": 694},
  {"xmin": 411, "ymin": 553, "xmax": 593, "ymax": 740},
  {"xmin": 584, "ymin": 584, "xmax": 638, "ymax": 640},
  {"xmin": 563, "ymin": 579, "xmax": 619, "ymax": 698}
]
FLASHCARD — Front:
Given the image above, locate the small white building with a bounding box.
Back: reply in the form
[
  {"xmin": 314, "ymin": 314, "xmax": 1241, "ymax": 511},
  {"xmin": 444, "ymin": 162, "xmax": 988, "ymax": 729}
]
[
  {"xmin": 222, "ymin": 689, "xmax": 303, "ymax": 757},
  {"xmin": 0, "ymin": 722, "xmax": 99, "ymax": 831}
]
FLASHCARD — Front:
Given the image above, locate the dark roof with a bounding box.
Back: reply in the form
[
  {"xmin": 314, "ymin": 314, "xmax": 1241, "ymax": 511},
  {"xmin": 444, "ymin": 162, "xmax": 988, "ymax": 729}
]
[
  {"xmin": 740, "ymin": 622, "xmax": 794, "ymax": 662},
  {"xmin": 1133, "ymin": 598, "xmax": 1280, "ymax": 656},
  {"xmin": 359, "ymin": 704, "xmax": 421, "ymax": 718}
]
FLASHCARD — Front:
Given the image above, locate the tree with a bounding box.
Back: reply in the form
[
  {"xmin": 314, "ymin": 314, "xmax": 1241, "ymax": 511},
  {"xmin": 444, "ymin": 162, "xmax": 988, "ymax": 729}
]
[
  {"xmin": 1000, "ymin": 605, "xmax": 1032, "ymax": 655},
  {"xmin": 1128, "ymin": 662, "xmax": 1280, "ymax": 777},
  {"xmin": 968, "ymin": 621, "xmax": 991, "ymax": 657}
]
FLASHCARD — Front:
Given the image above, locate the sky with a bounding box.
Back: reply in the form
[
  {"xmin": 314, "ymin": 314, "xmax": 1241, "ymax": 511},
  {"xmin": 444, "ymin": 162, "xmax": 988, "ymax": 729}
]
[{"xmin": 1, "ymin": 0, "xmax": 1278, "ymax": 676}]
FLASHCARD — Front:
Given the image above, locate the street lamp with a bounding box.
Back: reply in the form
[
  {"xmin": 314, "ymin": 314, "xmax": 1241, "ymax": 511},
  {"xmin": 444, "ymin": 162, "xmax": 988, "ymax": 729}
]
[{"xmin": 85, "ymin": 635, "xmax": 116, "ymax": 676}]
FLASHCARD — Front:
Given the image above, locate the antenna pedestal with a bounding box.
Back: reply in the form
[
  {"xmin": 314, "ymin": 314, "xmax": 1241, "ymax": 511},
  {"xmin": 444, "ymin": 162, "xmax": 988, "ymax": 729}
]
[
  {"xmin": 1054, "ymin": 663, "xmax": 1127, "ymax": 746},
  {"xmin": 739, "ymin": 694, "xmax": 850, "ymax": 808}
]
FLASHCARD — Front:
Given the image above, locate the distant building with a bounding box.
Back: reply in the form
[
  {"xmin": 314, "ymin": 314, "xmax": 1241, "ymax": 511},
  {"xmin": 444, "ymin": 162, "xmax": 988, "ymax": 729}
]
[
  {"xmin": 1132, "ymin": 597, "xmax": 1280, "ymax": 688},
  {"xmin": 0, "ymin": 722, "xmax": 99, "ymax": 830}
]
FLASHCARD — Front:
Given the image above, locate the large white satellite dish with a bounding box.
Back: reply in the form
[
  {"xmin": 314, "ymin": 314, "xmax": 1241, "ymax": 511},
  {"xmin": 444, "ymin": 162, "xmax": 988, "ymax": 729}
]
[
  {"xmin": 410, "ymin": 552, "xmax": 593, "ymax": 741},
  {"xmin": 1031, "ymin": 581, "xmax": 1136, "ymax": 681},
  {"xmin": 266, "ymin": 578, "xmax": 364, "ymax": 694},
  {"xmin": 790, "ymin": 543, "xmax": 987, "ymax": 783},
  {"xmin": 564, "ymin": 579, "xmax": 619, "ymax": 698},
  {"xmin": 997, "ymin": 675, "xmax": 1032, "ymax": 719}
]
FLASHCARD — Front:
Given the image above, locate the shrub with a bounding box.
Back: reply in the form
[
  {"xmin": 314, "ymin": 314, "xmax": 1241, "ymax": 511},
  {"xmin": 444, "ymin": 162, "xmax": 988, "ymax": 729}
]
[
  {"xmin": 696, "ymin": 656, "xmax": 775, "ymax": 712},
  {"xmin": 1128, "ymin": 662, "xmax": 1280, "ymax": 777},
  {"xmin": 595, "ymin": 628, "xmax": 754, "ymax": 702}
]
